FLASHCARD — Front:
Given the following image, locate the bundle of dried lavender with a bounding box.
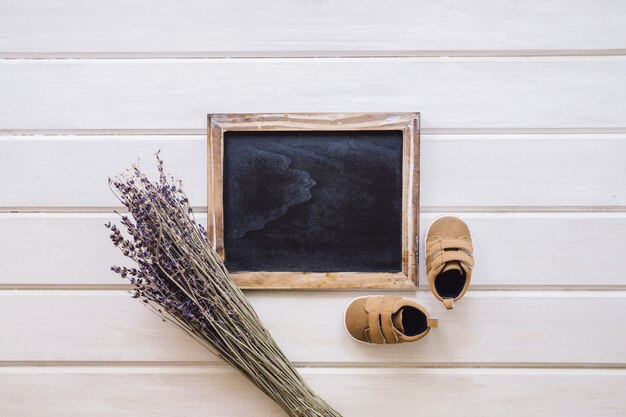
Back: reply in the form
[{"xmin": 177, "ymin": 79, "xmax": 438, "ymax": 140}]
[{"xmin": 106, "ymin": 154, "xmax": 341, "ymax": 417}]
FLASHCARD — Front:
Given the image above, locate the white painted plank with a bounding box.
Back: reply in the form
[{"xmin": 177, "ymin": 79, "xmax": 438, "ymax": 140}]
[
  {"xmin": 2, "ymin": 367, "xmax": 625, "ymax": 417},
  {"xmin": 2, "ymin": 212, "xmax": 626, "ymax": 287},
  {"xmin": 1, "ymin": 57, "xmax": 625, "ymax": 130},
  {"xmin": 2, "ymin": 134, "xmax": 625, "ymax": 208},
  {"xmin": 1, "ymin": 291, "xmax": 623, "ymax": 365},
  {"xmin": 1, "ymin": 1, "xmax": 625, "ymax": 56}
]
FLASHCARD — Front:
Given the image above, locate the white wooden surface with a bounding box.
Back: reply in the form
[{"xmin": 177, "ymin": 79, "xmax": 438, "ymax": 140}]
[
  {"xmin": 2, "ymin": 212, "xmax": 626, "ymax": 287},
  {"xmin": 2, "ymin": 368, "xmax": 625, "ymax": 417},
  {"xmin": 1, "ymin": 0, "xmax": 625, "ymax": 56},
  {"xmin": 1, "ymin": 1, "xmax": 625, "ymax": 416},
  {"xmin": 1, "ymin": 291, "xmax": 623, "ymax": 365},
  {"xmin": 1, "ymin": 58, "xmax": 625, "ymax": 130},
  {"xmin": 2, "ymin": 134, "xmax": 625, "ymax": 209}
]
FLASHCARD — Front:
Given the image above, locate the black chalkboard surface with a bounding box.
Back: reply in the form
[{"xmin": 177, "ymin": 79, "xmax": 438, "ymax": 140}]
[{"xmin": 223, "ymin": 130, "xmax": 404, "ymax": 273}]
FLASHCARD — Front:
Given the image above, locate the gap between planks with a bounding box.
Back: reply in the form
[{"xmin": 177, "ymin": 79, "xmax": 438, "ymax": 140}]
[
  {"xmin": 1, "ymin": 284, "xmax": 625, "ymax": 291},
  {"xmin": 1, "ymin": 362, "xmax": 625, "ymax": 371},
  {"xmin": 3, "ymin": 127, "xmax": 626, "ymax": 136},
  {"xmin": 3, "ymin": 206, "xmax": 626, "ymax": 214},
  {"xmin": 1, "ymin": 49, "xmax": 626, "ymax": 60},
  {"xmin": 1, "ymin": 290, "xmax": 624, "ymax": 297}
]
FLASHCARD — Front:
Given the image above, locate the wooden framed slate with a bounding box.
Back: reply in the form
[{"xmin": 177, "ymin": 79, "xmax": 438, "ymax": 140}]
[{"xmin": 208, "ymin": 113, "xmax": 420, "ymax": 289}]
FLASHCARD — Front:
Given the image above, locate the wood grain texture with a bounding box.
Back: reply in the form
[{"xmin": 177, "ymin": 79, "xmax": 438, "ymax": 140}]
[
  {"xmin": 2, "ymin": 134, "xmax": 625, "ymax": 209},
  {"xmin": 1, "ymin": 0, "xmax": 625, "ymax": 56},
  {"xmin": 2, "ymin": 2, "xmax": 624, "ymax": 414},
  {"xmin": 1, "ymin": 290, "xmax": 623, "ymax": 365},
  {"xmin": 208, "ymin": 113, "xmax": 419, "ymax": 288},
  {"xmin": 3, "ymin": 212, "xmax": 626, "ymax": 287},
  {"xmin": 1, "ymin": 57, "xmax": 625, "ymax": 130},
  {"xmin": 2, "ymin": 367, "xmax": 625, "ymax": 417}
]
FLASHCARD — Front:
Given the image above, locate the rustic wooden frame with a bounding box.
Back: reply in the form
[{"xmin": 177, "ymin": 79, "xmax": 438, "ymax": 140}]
[{"xmin": 208, "ymin": 113, "xmax": 420, "ymax": 289}]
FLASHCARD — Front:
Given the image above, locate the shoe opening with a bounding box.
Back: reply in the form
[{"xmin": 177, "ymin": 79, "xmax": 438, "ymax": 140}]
[
  {"xmin": 400, "ymin": 306, "xmax": 428, "ymax": 336},
  {"xmin": 434, "ymin": 268, "xmax": 466, "ymax": 299}
]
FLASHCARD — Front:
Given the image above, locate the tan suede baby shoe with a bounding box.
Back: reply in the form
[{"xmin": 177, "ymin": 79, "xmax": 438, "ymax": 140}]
[
  {"xmin": 425, "ymin": 215, "xmax": 474, "ymax": 310},
  {"xmin": 344, "ymin": 296, "xmax": 438, "ymax": 344}
]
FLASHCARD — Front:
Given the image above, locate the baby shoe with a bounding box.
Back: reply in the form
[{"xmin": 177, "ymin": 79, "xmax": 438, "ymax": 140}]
[
  {"xmin": 425, "ymin": 215, "xmax": 474, "ymax": 310},
  {"xmin": 344, "ymin": 295, "xmax": 438, "ymax": 344}
]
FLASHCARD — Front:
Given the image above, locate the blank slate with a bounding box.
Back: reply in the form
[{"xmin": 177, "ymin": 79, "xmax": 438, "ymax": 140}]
[
  {"xmin": 223, "ymin": 130, "xmax": 403, "ymax": 272},
  {"xmin": 208, "ymin": 113, "xmax": 420, "ymax": 289}
]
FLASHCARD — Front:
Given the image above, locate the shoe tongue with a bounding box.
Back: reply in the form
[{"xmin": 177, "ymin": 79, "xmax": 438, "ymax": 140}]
[
  {"xmin": 442, "ymin": 260, "xmax": 462, "ymax": 274},
  {"xmin": 391, "ymin": 308, "xmax": 405, "ymax": 334}
]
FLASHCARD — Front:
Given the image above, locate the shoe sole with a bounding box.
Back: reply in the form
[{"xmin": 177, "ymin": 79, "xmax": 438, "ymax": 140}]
[{"xmin": 343, "ymin": 295, "xmax": 383, "ymax": 345}]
